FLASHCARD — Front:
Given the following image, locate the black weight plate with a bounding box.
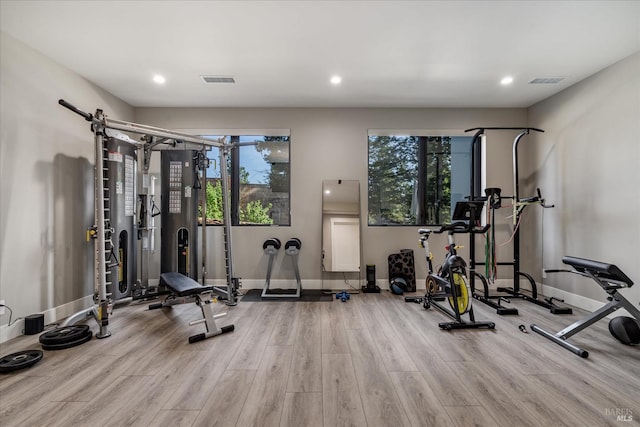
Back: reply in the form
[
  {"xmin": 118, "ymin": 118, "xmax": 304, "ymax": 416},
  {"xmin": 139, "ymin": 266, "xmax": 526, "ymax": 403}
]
[
  {"xmin": 39, "ymin": 325, "xmax": 91, "ymax": 345},
  {"xmin": 41, "ymin": 330, "xmax": 92, "ymax": 351},
  {"xmin": 263, "ymin": 238, "xmax": 281, "ymax": 250},
  {"xmin": 285, "ymin": 238, "xmax": 301, "ymax": 250},
  {"xmin": 0, "ymin": 350, "xmax": 43, "ymax": 373}
]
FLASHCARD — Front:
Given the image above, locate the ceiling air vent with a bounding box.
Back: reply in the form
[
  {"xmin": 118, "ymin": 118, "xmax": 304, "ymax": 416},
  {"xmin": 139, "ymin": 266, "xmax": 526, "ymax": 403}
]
[
  {"xmin": 201, "ymin": 76, "xmax": 236, "ymax": 84},
  {"xmin": 529, "ymin": 77, "xmax": 565, "ymax": 84}
]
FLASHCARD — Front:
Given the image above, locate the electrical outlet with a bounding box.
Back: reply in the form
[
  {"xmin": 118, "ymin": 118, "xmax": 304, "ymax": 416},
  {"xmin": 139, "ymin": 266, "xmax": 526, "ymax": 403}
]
[
  {"xmin": 542, "ymin": 269, "xmax": 547, "ymax": 279},
  {"xmin": 0, "ymin": 300, "xmax": 5, "ymax": 316}
]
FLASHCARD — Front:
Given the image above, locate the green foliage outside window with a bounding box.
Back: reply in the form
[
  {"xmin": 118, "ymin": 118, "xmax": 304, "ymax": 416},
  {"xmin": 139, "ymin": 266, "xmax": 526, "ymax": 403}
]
[
  {"xmin": 201, "ymin": 179, "xmax": 273, "ymax": 225},
  {"xmin": 368, "ymin": 135, "xmax": 418, "ymax": 224},
  {"xmin": 203, "ymin": 180, "xmax": 223, "ymax": 222},
  {"xmin": 368, "ymin": 135, "xmax": 462, "ymax": 225},
  {"xmin": 240, "ymin": 200, "xmax": 273, "ymax": 224}
]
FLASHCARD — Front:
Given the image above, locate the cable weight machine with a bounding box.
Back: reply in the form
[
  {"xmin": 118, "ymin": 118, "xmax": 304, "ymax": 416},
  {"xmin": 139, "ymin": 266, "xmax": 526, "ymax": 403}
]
[
  {"xmin": 58, "ymin": 99, "xmax": 240, "ymax": 339},
  {"xmin": 130, "ymin": 126, "xmax": 240, "ymax": 306},
  {"xmin": 464, "ymin": 127, "xmax": 572, "ymax": 315}
]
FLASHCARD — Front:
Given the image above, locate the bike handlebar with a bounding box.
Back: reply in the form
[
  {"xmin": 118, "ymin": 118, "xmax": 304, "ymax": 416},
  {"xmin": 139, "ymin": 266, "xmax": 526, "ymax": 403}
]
[{"xmin": 422, "ymin": 222, "xmax": 490, "ymax": 236}]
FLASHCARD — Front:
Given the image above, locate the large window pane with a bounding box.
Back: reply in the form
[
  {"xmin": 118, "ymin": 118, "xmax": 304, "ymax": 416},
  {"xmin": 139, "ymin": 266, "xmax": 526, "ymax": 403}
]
[
  {"xmin": 368, "ymin": 136, "xmax": 418, "ymax": 224},
  {"xmin": 238, "ymin": 136, "xmax": 290, "ymax": 225},
  {"xmin": 368, "ymin": 134, "xmax": 473, "ymax": 225},
  {"xmin": 201, "ymin": 134, "xmax": 290, "ymax": 226}
]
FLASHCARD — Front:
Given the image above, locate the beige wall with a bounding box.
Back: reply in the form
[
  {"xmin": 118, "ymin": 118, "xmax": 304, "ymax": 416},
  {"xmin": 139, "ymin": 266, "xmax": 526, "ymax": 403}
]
[
  {"xmin": 135, "ymin": 107, "xmax": 526, "ymax": 288},
  {"xmin": 525, "ymin": 52, "xmax": 640, "ymax": 304},
  {"xmin": 0, "ymin": 33, "xmax": 133, "ymax": 330}
]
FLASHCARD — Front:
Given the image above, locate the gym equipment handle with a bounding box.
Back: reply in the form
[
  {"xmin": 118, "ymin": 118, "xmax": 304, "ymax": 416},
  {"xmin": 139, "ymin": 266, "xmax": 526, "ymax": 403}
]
[
  {"xmin": 472, "ymin": 224, "xmax": 491, "ymax": 234},
  {"xmin": 58, "ymin": 99, "xmax": 93, "ymax": 121},
  {"xmin": 434, "ymin": 222, "xmax": 490, "ymax": 235}
]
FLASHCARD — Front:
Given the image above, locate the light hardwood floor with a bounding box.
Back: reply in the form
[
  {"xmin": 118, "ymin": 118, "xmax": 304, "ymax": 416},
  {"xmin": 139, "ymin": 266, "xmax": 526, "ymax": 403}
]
[{"xmin": 1, "ymin": 290, "xmax": 639, "ymax": 426}]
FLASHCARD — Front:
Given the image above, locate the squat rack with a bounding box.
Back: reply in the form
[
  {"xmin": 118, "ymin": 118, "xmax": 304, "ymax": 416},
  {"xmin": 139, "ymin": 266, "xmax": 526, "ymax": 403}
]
[
  {"xmin": 58, "ymin": 99, "xmax": 239, "ymax": 338},
  {"xmin": 464, "ymin": 127, "xmax": 572, "ymax": 315}
]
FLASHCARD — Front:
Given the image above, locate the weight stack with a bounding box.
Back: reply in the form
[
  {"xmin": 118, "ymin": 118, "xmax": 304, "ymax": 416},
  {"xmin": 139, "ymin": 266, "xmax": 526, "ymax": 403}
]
[
  {"xmin": 160, "ymin": 150, "xmax": 199, "ymax": 281},
  {"xmin": 104, "ymin": 137, "xmax": 137, "ymax": 300}
]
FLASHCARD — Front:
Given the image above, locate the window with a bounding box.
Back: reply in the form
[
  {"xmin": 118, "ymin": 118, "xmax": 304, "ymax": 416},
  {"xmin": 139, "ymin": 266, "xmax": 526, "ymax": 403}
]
[
  {"xmin": 368, "ymin": 132, "xmax": 473, "ymax": 225},
  {"xmin": 202, "ymin": 134, "xmax": 290, "ymax": 226}
]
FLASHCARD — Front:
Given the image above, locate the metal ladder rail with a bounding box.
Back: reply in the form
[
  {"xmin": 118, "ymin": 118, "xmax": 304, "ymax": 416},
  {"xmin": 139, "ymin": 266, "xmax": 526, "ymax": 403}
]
[
  {"xmin": 219, "ymin": 145, "xmax": 239, "ymax": 305},
  {"xmin": 102, "ymin": 146, "xmax": 115, "ymax": 299}
]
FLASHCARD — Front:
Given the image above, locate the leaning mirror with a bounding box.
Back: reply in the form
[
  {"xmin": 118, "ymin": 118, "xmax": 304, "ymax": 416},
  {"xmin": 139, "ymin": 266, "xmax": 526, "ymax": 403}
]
[{"xmin": 322, "ymin": 180, "xmax": 361, "ymax": 273}]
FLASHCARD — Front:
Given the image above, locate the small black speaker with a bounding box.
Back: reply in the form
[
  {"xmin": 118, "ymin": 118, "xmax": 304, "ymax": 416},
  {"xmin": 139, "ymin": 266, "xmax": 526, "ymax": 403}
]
[
  {"xmin": 24, "ymin": 314, "xmax": 44, "ymax": 335},
  {"xmin": 363, "ymin": 264, "xmax": 380, "ymax": 293},
  {"xmin": 366, "ymin": 264, "xmax": 376, "ymax": 284}
]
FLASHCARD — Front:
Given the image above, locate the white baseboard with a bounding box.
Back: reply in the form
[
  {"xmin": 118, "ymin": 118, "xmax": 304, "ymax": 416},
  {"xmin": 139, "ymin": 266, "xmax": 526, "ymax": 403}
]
[{"xmin": 0, "ymin": 295, "xmax": 94, "ymax": 344}]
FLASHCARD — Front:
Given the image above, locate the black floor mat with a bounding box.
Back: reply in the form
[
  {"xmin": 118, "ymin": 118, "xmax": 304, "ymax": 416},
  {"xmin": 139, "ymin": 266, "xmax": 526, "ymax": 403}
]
[{"xmin": 241, "ymin": 289, "xmax": 333, "ymax": 302}]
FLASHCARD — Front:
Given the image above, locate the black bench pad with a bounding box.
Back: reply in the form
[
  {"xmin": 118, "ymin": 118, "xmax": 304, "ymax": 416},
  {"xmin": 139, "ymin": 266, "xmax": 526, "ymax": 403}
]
[
  {"xmin": 160, "ymin": 272, "xmax": 214, "ymax": 297},
  {"xmin": 563, "ymin": 256, "xmax": 633, "ymax": 287}
]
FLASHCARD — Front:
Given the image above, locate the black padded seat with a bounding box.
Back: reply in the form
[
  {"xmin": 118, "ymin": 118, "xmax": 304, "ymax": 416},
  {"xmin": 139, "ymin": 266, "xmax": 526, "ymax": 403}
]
[
  {"xmin": 160, "ymin": 272, "xmax": 213, "ymax": 297},
  {"xmin": 562, "ymin": 256, "xmax": 633, "ymax": 287}
]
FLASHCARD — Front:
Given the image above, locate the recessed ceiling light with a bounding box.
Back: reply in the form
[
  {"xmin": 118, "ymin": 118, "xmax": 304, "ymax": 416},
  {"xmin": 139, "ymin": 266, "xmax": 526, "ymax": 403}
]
[
  {"xmin": 330, "ymin": 75, "xmax": 342, "ymax": 85},
  {"xmin": 500, "ymin": 76, "xmax": 514, "ymax": 85},
  {"xmin": 153, "ymin": 74, "xmax": 166, "ymax": 84},
  {"xmin": 325, "ymin": 190, "xmax": 331, "ymax": 194}
]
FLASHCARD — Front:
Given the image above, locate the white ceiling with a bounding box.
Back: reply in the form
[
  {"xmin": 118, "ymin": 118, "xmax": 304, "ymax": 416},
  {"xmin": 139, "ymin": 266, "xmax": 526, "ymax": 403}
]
[{"xmin": 1, "ymin": 1, "xmax": 638, "ymax": 108}]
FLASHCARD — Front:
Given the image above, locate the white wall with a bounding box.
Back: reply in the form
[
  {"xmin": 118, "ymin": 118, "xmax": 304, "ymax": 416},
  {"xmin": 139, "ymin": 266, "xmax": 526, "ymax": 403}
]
[
  {"xmin": 135, "ymin": 107, "xmax": 526, "ymax": 290},
  {"xmin": 525, "ymin": 52, "xmax": 640, "ymax": 304},
  {"xmin": 0, "ymin": 33, "xmax": 133, "ymax": 335}
]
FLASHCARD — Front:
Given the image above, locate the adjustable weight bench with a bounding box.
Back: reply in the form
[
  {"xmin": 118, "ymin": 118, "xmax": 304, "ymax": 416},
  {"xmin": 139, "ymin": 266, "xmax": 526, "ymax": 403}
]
[
  {"xmin": 531, "ymin": 256, "xmax": 640, "ymax": 358},
  {"xmin": 149, "ymin": 272, "xmax": 235, "ymax": 343}
]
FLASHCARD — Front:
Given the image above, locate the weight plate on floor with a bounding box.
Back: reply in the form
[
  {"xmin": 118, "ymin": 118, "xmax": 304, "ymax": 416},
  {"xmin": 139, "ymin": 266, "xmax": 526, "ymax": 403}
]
[
  {"xmin": 0, "ymin": 350, "xmax": 43, "ymax": 373},
  {"xmin": 41, "ymin": 330, "xmax": 93, "ymax": 351},
  {"xmin": 39, "ymin": 325, "xmax": 90, "ymax": 345}
]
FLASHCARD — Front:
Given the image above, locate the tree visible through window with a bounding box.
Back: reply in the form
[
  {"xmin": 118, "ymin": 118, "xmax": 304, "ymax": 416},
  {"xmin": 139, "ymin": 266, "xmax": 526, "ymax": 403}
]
[
  {"xmin": 200, "ymin": 135, "xmax": 290, "ymax": 226},
  {"xmin": 368, "ymin": 134, "xmax": 472, "ymax": 225}
]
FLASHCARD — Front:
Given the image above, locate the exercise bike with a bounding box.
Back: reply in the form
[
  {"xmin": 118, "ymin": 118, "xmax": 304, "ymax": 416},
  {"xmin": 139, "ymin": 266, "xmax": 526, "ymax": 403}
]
[{"xmin": 406, "ymin": 203, "xmax": 495, "ymax": 330}]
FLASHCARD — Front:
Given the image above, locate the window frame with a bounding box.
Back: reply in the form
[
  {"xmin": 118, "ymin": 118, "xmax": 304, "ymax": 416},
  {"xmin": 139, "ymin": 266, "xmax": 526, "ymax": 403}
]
[
  {"xmin": 367, "ymin": 129, "xmax": 480, "ymax": 227},
  {"xmin": 189, "ymin": 129, "xmax": 291, "ymax": 227}
]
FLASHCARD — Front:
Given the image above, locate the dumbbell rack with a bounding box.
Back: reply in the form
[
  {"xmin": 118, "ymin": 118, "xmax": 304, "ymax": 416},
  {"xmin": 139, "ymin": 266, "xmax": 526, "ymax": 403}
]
[{"xmin": 261, "ymin": 238, "xmax": 303, "ymax": 298}]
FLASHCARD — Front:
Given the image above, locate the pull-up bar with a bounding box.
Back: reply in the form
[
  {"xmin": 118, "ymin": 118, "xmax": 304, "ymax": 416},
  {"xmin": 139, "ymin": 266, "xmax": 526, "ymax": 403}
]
[
  {"xmin": 464, "ymin": 127, "xmax": 544, "ymax": 202},
  {"xmin": 464, "ymin": 127, "xmax": 544, "ymax": 133},
  {"xmin": 59, "ymin": 99, "xmax": 223, "ymax": 147}
]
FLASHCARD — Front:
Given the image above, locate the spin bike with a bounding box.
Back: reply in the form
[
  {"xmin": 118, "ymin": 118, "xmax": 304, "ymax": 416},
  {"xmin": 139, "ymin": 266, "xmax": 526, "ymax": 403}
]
[{"xmin": 406, "ymin": 214, "xmax": 495, "ymax": 330}]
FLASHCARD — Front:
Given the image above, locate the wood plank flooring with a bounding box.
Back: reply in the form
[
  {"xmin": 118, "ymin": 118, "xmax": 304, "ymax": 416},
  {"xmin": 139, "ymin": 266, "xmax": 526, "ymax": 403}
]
[{"xmin": 1, "ymin": 291, "xmax": 639, "ymax": 426}]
